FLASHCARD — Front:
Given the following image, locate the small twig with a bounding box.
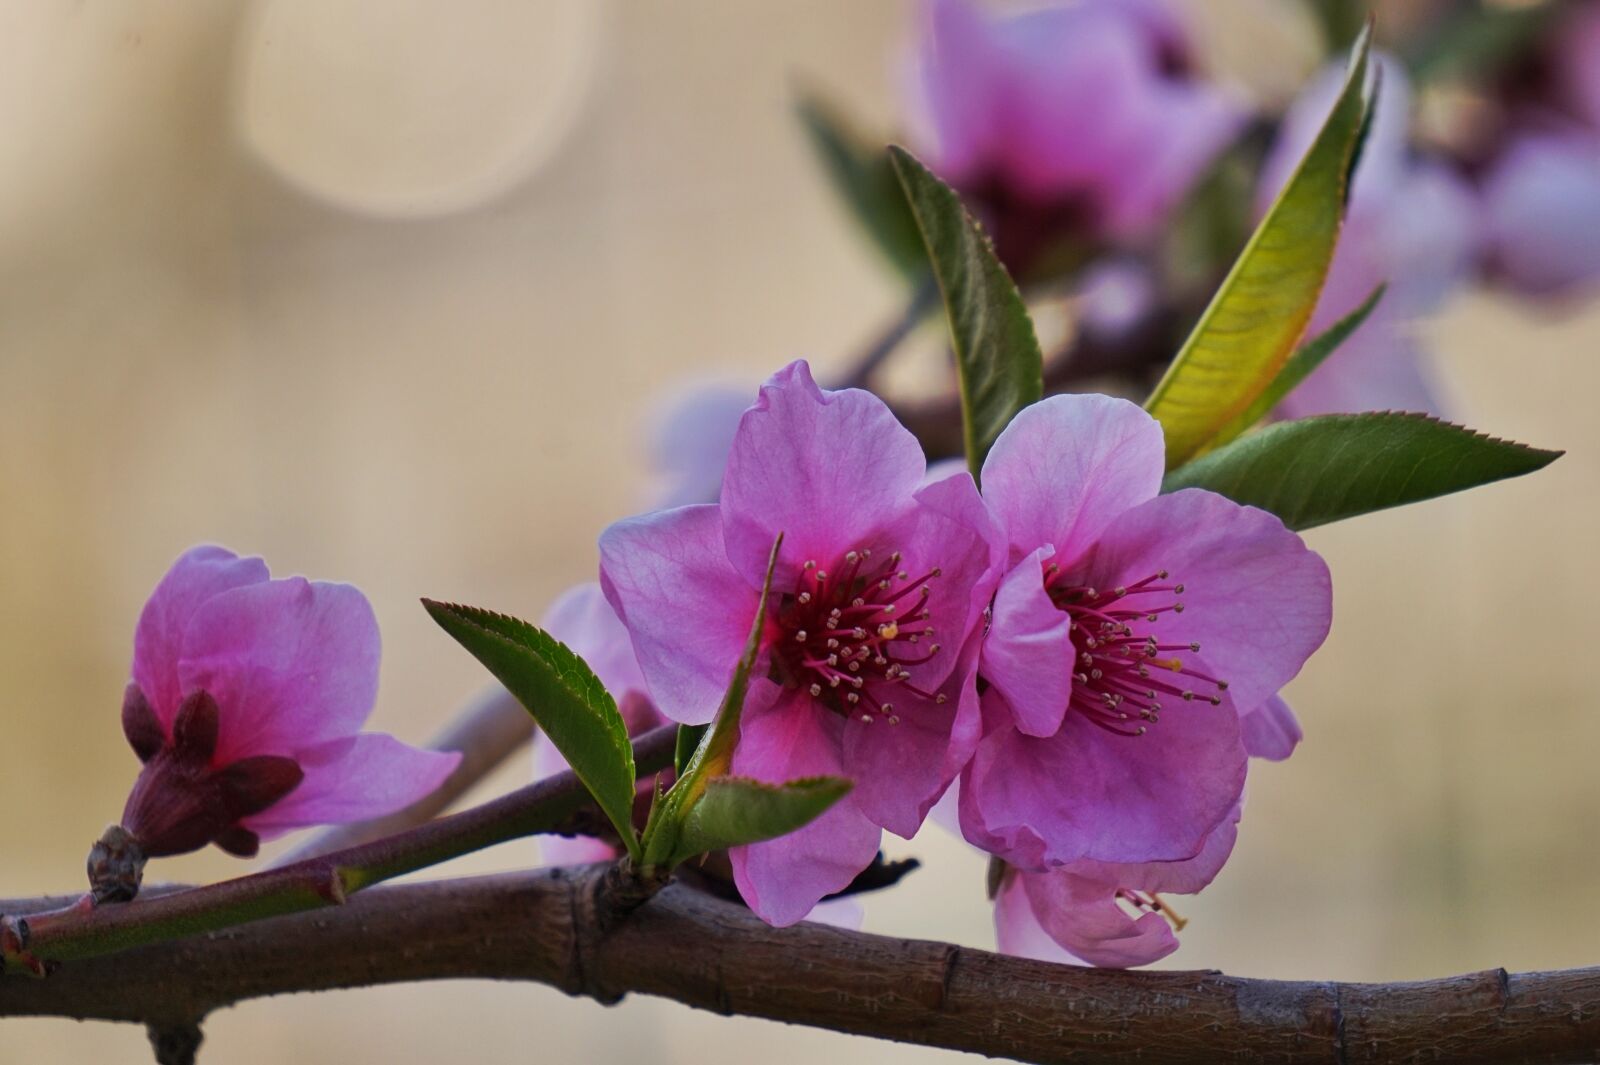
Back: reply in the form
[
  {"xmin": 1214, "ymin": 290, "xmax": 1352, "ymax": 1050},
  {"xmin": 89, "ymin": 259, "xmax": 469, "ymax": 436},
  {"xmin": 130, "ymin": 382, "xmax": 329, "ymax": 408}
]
[
  {"xmin": 274, "ymin": 685, "xmax": 533, "ymax": 865},
  {"xmin": 1, "ymin": 726, "xmax": 677, "ymax": 970},
  {"xmin": 146, "ymin": 1021, "xmax": 203, "ymax": 1065},
  {"xmin": 833, "ymin": 276, "xmax": 939, "ymax": 391}
]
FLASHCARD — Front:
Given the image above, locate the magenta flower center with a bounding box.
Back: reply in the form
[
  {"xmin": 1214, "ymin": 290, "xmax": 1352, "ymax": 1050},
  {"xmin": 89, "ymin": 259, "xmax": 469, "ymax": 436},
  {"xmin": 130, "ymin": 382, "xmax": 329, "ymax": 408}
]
[
  {"xmin": 771, "ymin": 549, "xmax": 947, "ymax": 725},
  {"xmin": 1044, "ymin": 564, "xmax": 1227, "ymax": 737}
]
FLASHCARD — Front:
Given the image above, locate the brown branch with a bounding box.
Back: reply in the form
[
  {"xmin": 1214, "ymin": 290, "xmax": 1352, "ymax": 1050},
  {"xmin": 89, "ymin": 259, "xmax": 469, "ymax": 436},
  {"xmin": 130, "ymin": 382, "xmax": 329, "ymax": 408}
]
[
  {"xmin": 2, "ymin": 727, "xmax": 678, "ymax": 968},
  {"xmin": 274, "ymin": 685, "xmax": 533, "ymax": 865},
  {"xmin": 1, "ymin": 867, "xmax": 1595, "ymax": 1064}
]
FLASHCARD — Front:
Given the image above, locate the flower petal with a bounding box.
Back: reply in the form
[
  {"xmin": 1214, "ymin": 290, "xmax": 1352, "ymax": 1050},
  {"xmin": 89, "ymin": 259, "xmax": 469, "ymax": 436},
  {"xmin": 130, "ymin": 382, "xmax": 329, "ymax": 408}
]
[
  {"xmin": 905, "ymin": 0, "xmax": 1001, "ymax": 185},
  {"xmin": 730, "ymin": 684, "xmax": 883, "ymax": 927},
  {"xmin": 1481, "ymin": 131, "xmax": 1600, "ymax": 296},
  {"xmin": 1240, "ymin": 694, "xmax": 1302, "ymax": 762},
  {"xmin": 719, "ymin": 361, "xmax": 926, "ymax": 589},
  {"xmin": 994, "ymin": 871, "xmax": 1078, "ymax": 964},
  {"xmin": 134, "ymin": 546, "xmax": 270, "ymax": 727},
  {"xmin": 982, "ymin": 548, "xmax": 1073, "ymax": 738},
  {"xmin": 241, "ymin": 733, "xmax": 460, "ymax": 840},
  {"xmin": 178, "ymin": 577, "xmax": 382, "ymax": 763},
  {"xmin": 1015, "ymin": 868, "xmax": 1179, "ymax": 968},
  {"xmin": 962, "ymin": 688, "xmax": 1246, "ymax": 868},
  {"xmin": 1075, "ymin": 489, "xmax": 1332, "ymax": 717},
  {"xmin": 600, "ymin": 504, "xmax": 759, "ymax": 726},
  {"xmin": 541, "ymin": 582, "xmax": 647, "ymax": 698},
  {"xmin": 841, "ymin": 629, "xmax": 982, "ymax": 838},
  {"xmin": 981, "ymin": 394, "xmax": 1165, "ymax": 567}
]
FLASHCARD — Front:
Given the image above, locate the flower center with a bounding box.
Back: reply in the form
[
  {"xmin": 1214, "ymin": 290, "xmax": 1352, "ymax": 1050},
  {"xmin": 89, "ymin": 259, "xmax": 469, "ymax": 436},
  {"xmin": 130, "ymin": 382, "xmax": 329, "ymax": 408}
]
[
  {"xmin": 1044, "ymin": 565, "xmax": 1227, "ymax": 737},
  {"xmin": 772, "ymin": 548, "xmax": 947, "ymax": 725}
]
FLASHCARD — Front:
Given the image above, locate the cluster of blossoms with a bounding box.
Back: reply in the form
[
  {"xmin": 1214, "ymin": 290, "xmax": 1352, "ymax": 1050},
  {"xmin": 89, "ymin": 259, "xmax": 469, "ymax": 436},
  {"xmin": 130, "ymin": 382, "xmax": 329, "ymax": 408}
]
[
  {"xmin": 896, "ymin": 0, "xmax": 1600, "ymax": 418},
  {"xmin": 589, "ymin": 361, "xmax": 1331, "ymax": 964}
]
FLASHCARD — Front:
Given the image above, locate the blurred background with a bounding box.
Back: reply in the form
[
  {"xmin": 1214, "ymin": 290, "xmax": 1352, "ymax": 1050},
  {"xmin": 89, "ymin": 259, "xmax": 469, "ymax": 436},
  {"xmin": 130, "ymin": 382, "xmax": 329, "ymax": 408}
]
[{"xmin": 0, "ymin": 0, "xmax": 1595, "ymax": 1061}]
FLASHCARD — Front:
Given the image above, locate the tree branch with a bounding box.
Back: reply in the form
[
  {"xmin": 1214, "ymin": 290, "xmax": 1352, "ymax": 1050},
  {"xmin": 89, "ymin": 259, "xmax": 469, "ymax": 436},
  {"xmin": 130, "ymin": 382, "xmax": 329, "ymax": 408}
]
[
  {"xmin": 0, "ymin": 867, "xmax": 1595, "ymax": 1065},
  {"xmin": 2, "ymin": 726, "xmax": 677, "ymax": 968}
]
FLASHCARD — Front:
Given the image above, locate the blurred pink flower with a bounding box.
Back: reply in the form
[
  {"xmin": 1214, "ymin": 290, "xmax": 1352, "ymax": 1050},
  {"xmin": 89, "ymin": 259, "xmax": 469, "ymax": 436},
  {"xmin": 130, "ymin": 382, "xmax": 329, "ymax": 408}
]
[
  {"xmin": 994, "ymin": 801, "xmax": 1240, "ymax": 968},
  {"xmin": 600, "ymin": 360, "xmax": 1000, "ymax": 925},
  {"xmin": 1259, "ymin": 54, "xmax": 1479, "ymax": 417},
  {"xmin": 904, "ymin": 0, "xmax": 1245, "ymax": 271},
  {"xmin": 1479, "ymin": 130, "xmax": 1600, "ymax": 297},
  {"xmin": 533, "ymin": 582, "xmax": 666, "ymax": 866},
  {"xmin": 961, "ymin": 395, "xmax": 1330, "ymax": 871},
  {"xmin": 649, "ymin": 382, "xmax": 753, "ymax": 508},
  {"xmin": 119, "ymin": 546, "xmax": 459, "ymax": 858}
]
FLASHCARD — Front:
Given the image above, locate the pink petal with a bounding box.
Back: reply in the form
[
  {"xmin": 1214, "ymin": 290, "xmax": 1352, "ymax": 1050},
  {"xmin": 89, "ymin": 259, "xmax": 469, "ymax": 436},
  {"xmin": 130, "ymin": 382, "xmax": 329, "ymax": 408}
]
[
  {"xmin": 541, "ymin": 582, "xmax": 647, "ymax": 698},
  {"xmin": 1481, "ymin": 132, "xmax": 1600, "ymax": 297},
  {"xmin": 134, "ymin": 546, "xmax": 270, "ymax": 728},
  {"xmin": 241, "ymin": 733, "xmax": 460, "ymax": 839},
  {"xmin": 981, "ymin": 394, "xmax": 1165, "ymax": 567},
  {"xmin": 1240, "ymin": 694, "xmax": 1302, "ymax": 761},
  {"xmin": 982, "ymin": 548, "xmax": 1073, "ymax": 738},
  {"xmin": 1017, "ymin": 868, "xmax": 1179, "ymax": 968},
  {"xmin": 599, "ymin": 504, "xmax": 759, "ymax": 726},
  {"xmin": 650, "ymin": 382, "xmax": 752, "ymax": 508},
  {"xmin": 730, "ymin": 684, "xmax": 883, "ymax": 927},
  {"xmin": 719, "ymin": 361, "xmax": 926, "ymax": 590},
  {"xmin": 178, "ymin": 577, "xmax": 382, "ymax": 764},
  {"xmin": 841, "ymin": 630, "xmax": 981, "ymax": 839},
  {"xmin": 961, "ymin": 688, "xmax": 1246, "ymax": 868},
  {"xmin": 1072, "ymin": 799, "xmax": 1242, "ymax": 895},
  {"xmin": 805, "ymin": 896, "xmax": 865, "ymax": 930},
  {"xmin": 1007, "ymin": 800, "xmax": 1240, "ymax": 968},
  {"xmin": 1275, "ymin": 326, "xmax": 1442, "ymax": 420},
  {"xmin": 994, "ymin": 872, "xmax": 1078, "ymax": 964},
  {"xmin": 538, "ymin": 833, "xmax": 618, "ymax": 867},
  {"xmin": 1076, "ymin": 489, "xmax": 1332, "ymax": 719},
  {"xmin": 905, "ymin": 0, "xmax": 1001, "ymax": 185}
]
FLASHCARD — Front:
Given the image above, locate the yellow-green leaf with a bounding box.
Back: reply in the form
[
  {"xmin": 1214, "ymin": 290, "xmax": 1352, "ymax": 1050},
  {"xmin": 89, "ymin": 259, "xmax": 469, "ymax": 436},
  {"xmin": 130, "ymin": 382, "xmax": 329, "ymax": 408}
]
[{"xmin": 1145, "ymin": 25, "xmax": 1373, "ymax": 468}]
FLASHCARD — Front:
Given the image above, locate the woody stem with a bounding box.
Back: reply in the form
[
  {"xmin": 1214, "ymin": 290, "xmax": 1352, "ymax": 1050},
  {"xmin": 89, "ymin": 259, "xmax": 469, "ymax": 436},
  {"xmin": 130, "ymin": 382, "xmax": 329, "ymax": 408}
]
[{"xmin": 3, "ymin": 725, "xmax": 678, "ymax": 970}]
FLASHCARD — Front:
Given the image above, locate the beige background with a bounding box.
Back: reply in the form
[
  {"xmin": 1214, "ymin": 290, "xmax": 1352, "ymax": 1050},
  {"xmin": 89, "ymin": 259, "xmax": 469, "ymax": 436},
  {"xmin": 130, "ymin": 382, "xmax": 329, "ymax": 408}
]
[{"xmin": 0, "ymin": 1, "xmax": 1594, "ymax": 1061}]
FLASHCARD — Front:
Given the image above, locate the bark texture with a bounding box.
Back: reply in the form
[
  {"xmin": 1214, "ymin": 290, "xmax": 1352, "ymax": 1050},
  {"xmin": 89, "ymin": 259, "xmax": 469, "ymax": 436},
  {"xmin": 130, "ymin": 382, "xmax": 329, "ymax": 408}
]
[{"xmin": 1, "ymin": 868, "xmax": 1595, "ymax": 1065}]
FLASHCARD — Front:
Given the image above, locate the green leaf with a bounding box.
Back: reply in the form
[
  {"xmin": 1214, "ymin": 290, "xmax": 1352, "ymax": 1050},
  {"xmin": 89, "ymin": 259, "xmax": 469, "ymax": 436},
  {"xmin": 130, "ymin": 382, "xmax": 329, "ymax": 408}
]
[
  {"xmin": 640, "ymin": 533, "xmax": 783, "ymax": 868},
  {"xmin": 423, "ymin": 600, "xmax": 640, "ymax": 860},
  {"xmin": 1161, "ymin": 412, "xmax": 1561, "ymax": 530},
  {"xmin": 889, "ymin": 145, "xmax": 1044, "ymax": 481},
  {"xmin": 674, "ymin": 724, "xmax": 708, "ymax": 778},
  {"xmin": 1145, "ymin": 26, "xmax": 1373, "ymax": 468},
  {"xmin": 669, "ymin": 776, "xmax": 853, "ymax": 865},
  {"xmin": 797, "ymin": 94, "xmax": 928, "ymax": 284},
  {"xmin": 1208, "ymin": 284, "xmax": 1385, "ymax": 448}
]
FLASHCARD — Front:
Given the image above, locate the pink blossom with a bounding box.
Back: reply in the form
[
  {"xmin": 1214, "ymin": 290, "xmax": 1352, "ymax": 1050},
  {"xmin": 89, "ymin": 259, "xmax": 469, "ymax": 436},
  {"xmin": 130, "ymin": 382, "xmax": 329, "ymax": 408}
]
[
  {"xmin": 533, "ymin": 582, "xmax": 667, "ymax": 866},
  {"xmin": 1258, "ymin": 55, "xmax": 1478, "ymax": 417},
  {"xmin": 600, "ymin": 361, "xmax": 999, "ymax": 925},
  {"xmin": 649, "ymin": 382, "xmax": 753, "ymax": 508},
  {"xmin": 1479, "ymin": 131, "xmax": 1600, "ymax": 297},
  {"xmin": 995, "ymin": 801, "xmax": 1240, "ymax": 968},
  {"xmin": 961, "ymin": 395, "xmax": 1330, "ymax": 871},
  {"xmin": 904, "ymin": 0, "xmax": 1245, "ymax": 268},
  {"xmin": 119, "ymin": 546, "xmax": 459, "ymax": 858}
]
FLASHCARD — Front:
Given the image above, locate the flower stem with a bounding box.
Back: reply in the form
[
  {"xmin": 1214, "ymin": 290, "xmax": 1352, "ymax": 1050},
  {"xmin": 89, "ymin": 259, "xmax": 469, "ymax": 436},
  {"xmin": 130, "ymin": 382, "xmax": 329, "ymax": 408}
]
[
  {"xmin": 832, "ymin": 277, "xmax": 939, "ymax": 392},
  {"xmin": 3, "ymin": 725, "xmax": 678, "ymax": 970}
]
